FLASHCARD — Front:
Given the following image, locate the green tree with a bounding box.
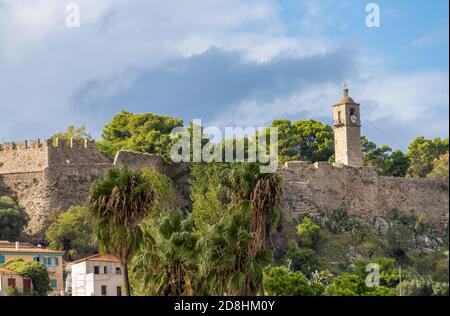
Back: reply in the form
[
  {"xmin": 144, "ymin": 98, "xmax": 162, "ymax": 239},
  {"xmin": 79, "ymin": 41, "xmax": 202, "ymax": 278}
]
[
  {"xmin": 297, "ymin": 217, "xmax": 322, "ymax": 249},
  {"xmin": 52, "ymin": 125, "xmax": 92, "ymax": 141},
  {"xmin": 0, "ymin": 196, "xmax": 29, "ymax": 240},
  {"xmin": 267, "ymin": 119, "xmax": 334, "ymax": 163},
  {"xmin": 97, "ymin": 110, "xmax": 183, "ymax": 160},
  {"xmin": 131, "ymin": 211, "xmax": 197, "ymax": 296},
  {"xmin": 284, "ymin": 240, "xmax": 322, "ymax": 277},
  {"xmin": 197, "ymin": 204, "xmax": 272, "ymax": 296},
  {"xmin": 353, "ymin": 257, "xmax": 399, "ymax": 288},
  {"xmin": 428, "ymin": 153, "xmax": 449, "ymax": 180},
  {"xmin": 406, "ymin": 137, "xmax": 449, "ymax": 178},
  {"xmin": 361, "ymin": 137, "xmax": 410, "ymax": 177},
  {"xmin": 325, "ymin": 273, "xmax": 396, "ymax": 296},
  {"xmin": 45, "ymin": 205, "xmax": 97, "ymax": 261},
  {"xmin": 2, "ymin": 258, "xmax": 50, "ymax": 296},
  {"xmin": 263, "ymin": 265, "xmax": 324, "ymax": 296},
  {"xmin": 88, "ymin": 167, "xmax": 157, "ymax": 296},
  {"xmin": 190, "ymin": 163, "xmax": 228, "ymax": 233},
  {"xmin": 219, "ymin": 163, "xmax": 282, "ymax": 261}
]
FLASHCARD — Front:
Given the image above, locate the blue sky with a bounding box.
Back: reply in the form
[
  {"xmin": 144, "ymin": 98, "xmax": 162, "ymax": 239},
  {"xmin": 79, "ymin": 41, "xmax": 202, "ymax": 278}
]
[{"xmin": 0, "ymin": 0, "xmax": 448, "ymax": 150}]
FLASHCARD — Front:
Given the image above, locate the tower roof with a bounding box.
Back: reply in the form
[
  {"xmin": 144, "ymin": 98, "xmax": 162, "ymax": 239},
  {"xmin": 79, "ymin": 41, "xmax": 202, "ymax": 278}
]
[{"xmin": 334, "ymin": 83, "xmax": 359, "ymax": 105}]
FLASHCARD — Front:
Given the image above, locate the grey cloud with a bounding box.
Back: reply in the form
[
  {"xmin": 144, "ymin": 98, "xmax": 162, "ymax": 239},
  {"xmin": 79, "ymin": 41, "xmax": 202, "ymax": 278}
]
[{"xmin": 71, "ymin": 46, "xmax": 356, "ymax": 135}]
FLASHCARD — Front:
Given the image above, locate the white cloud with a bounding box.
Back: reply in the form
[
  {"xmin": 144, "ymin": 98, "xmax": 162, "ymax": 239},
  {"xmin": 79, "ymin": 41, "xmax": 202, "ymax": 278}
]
[{"xmin": 0, "ymin": 0, "xmax": 447, "ymax": 150}]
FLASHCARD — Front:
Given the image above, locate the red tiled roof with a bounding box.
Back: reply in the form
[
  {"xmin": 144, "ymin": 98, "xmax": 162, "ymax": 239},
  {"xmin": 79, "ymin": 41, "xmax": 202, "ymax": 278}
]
[
  {"xmin": 70, "ymin": 254, "xmax": 119, "ymax": 265},
  {"xmin": 0, "ymin": 241, "xmax": 64, "ymax": 255},
  {"xmin": 0, "ymin": 268, "xmax": 17, "ymax": 276}
]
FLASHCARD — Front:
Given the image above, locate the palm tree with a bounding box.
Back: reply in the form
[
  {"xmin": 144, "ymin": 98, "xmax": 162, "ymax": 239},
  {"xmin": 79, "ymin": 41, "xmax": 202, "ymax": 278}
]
[
  {"xmin": 88, "ymin": 167, "xmax": 156, "ymax": 296},
  {"xmin": 220, "ymin": 162, "xmax": 283, "ymax": 294},
  {"xmin": 131, "ymin": 211, "xmax": 198, "ymax": 296},
  {"xmin": 197, "ymin": 202, "xmax": 272, "ymax": 296},
  {"xmin": 221, "ymin": 163, "xmax": 282, "ymax": 251}
]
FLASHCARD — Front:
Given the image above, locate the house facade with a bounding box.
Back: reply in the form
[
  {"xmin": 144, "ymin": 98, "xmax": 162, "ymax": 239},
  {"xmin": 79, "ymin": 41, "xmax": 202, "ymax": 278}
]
[
  {"xmin": 0, "ymin": 267, "xmax": 31, "ymax": 296},
  {"xmin": 0, "ymin": 241, "xmax": 64, "ymax": 294},
  {"xmin": 67, "ymin": 254, "xmax": 124, "ymax": 296}
]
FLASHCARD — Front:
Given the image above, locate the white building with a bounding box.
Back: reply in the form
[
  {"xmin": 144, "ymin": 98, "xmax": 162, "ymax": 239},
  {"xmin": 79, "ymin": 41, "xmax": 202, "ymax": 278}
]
[{"xmin": 66, "ymin": 254, "xmax": 125, "ymax": 296}]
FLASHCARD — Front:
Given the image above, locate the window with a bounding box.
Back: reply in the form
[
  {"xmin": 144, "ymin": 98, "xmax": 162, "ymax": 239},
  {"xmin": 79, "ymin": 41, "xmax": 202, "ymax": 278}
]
[
  {"xmin": 103, "ymin": 266, "xmax": 107, "ymax": 274},
  {"xmin": 49, "ymin": 279, "xmax": 57, "ymax": 289},
  {"xmin": 115, "ymin": 267, "xmax": 121, "ymax": 275},
  {"xmin": 350, "ymin": 108, "xmax": 355, "ymax": 116},
  {"xmin": 338, "ymin": 111, "xmax": 342, "ymax": 124},
  {"xmin": 101, "ymin": 285, "xmax": 107, "ymax": 296},
  {"xmin": 7, "ymin": 278, "xmax": 16, "ymax": 288},
  {"xmin": 94, "ymin": 266, "xmax": 100, "ymax": 275},
  {"xmin": 0, "ymin": 255, "xmax": 5, "ymax": 264},
  {"xmin": 117, "ymin": 286, "xmax": 122, "ymax": 296}
]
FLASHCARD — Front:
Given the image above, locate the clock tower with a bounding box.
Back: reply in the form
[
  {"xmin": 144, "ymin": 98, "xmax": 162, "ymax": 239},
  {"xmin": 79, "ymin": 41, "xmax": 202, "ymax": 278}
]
[{"xmin": 333, "ymin": 84, "xmax": 362, "ymax": 166}]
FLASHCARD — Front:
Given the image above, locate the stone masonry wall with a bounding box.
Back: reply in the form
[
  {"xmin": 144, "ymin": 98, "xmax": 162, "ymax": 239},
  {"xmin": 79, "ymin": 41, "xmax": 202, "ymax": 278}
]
[
  {"xmin": 275, "ymin": 161, "xmax": 449, "ymax": 249},
  {"xmin": 1, "ymin": 140, "xmax": 448, "ymax": 242},
  {"xmin": 0, "ymin": 141, "xmax": 180, "ymax": 237}
]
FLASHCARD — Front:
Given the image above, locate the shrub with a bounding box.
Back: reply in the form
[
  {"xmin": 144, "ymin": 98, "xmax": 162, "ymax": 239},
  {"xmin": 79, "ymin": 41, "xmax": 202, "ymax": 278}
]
[
  {"xmin": 386, "ymin": 223, "xmax": 415, "ymax": 258},
  {"xmin": 325, "ymin": 273, "xmax": 396, "ymax": 296},
  {"xmin": 297, "ymin": 217, "xmax": 322, "ymax": 249},
  {"xmin": 6, "ymin": 286, "xmax": 22, "ymax": 296},
  {"xmin": 264, "ymin": 266, "xmax": 324, "ymax": 296},
  {"xmin": 398, "ymin": 277, "xmax": 449, "ymax": 296},
  {"xmin": 325, "ymin": 208, "xmax": 351, "ymax": 233},
  {"xmin": 387, "ymin": 208, "xmax": 416, "ymax": 228},
  {"xmin": 284, "ymin": 241, "xmax": 322, "ymax": 277},
  {"xmin": 353, "ymin": 257, "xmax": 399, "ymax": 288}
]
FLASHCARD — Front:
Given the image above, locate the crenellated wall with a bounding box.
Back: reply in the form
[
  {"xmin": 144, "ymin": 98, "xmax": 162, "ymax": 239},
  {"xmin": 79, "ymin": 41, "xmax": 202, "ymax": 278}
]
[
  {"xmin": 1, "ymin": 140, "xmax": 448, "ymax": 242},
  {"xmin": 0, "ymin": 140, "xmax": 178, "ymax": 237}
]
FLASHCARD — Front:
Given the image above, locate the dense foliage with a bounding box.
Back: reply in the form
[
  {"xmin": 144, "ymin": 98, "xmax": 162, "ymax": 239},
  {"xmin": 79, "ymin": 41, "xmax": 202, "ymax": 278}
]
[
  {"xmin": 0, "ymin": 196, "xmax": 29, "ymax": 240},
  {"xmin": 96, "ymin": 110, "xmax": 183, "ymax": 160},
  {"xmin": 267, "ymin": 119, "xmax": 334, "ymax": 163},
  {"xmin": 88, "ymin": 167, "xmax": 158, "ymax": 295},
  {"xmin": 2, "ymin": 258, "xmax": 50, "ymax": 296},
  {"xmin": 45, "ymin": 205, "xmax": 97, "ymax": 261},
  {"xmin": 52, "ymin": 125, "xmax": 93, "ymax": 142}
]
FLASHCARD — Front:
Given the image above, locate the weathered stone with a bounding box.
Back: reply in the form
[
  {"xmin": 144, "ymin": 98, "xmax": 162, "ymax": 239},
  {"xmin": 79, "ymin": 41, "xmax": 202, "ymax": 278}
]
[
  {"xmin": 373, "ymin": 216, "xmax": 390, "ymax": 235},
  {"xmin": 0, "ymin": 139, "xmax": 448, "ymax": 244},
  {"xmin": 416, "ymin": 235, "xmax": 433, "ymax": 248}
]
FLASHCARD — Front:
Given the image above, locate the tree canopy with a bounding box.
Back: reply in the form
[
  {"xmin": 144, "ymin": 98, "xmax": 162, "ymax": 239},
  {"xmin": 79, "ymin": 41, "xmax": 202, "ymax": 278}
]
[
  {"xmin": 97, "ymin": 110, "xmax": 183, "ymax": 161},
  {"xmin": 406, "ymin": 137, "xmax": 449, "ymax": 178},
  {"xmin": 267, "ymin": 119, "xmax": 334, "ymax": 163},
  {"xmin": 0, "ymin": 196, "xmax": 29, "ymax": 241},
  {"xmin": 45, "ymin": 205, "xmax": 97, "ymax": 261}
]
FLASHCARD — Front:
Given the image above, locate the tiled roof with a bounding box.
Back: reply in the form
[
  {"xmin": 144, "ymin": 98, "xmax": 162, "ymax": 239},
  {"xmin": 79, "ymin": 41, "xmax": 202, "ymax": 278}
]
[
  {"xmin": 0, "ymin": 268, "xmax": 17, "ymax": 276},
  {"xmin": 0, "ymin": 241, "xmax": 64, "ymax": 255},
  {"xmin": 70, "ymin": 254, "xmax": 120, "ymax": 265}
]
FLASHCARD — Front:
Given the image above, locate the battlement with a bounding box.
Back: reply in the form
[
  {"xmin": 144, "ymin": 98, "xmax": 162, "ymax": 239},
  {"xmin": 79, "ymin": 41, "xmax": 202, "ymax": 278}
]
[
  {"xmin": 0, "ymin": 138, "xmax": 98, "ymax": 151},
  {"xmin": 50, "ymin": 138, "xmax": 97, "ymax": 150},
  {"xmin": 0, "ymin": 138, "xmax": 112, "ymax": 175},
  {"xmin": 1, "ymin": 139, "xmax": 47, "ymax": 150}
]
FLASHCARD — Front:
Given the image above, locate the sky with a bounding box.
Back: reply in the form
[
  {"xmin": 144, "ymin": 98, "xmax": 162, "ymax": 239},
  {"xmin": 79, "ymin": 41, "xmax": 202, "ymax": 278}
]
[{"xmin": 0, "ymin": 0, "xmax": 448, "ymax": 150}]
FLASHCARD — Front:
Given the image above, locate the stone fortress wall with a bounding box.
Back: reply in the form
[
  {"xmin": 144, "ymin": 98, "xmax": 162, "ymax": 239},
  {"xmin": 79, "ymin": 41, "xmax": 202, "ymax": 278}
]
[
  {"xmin": 0, "ymin": 139, "xmax": 448, "ymax": 240},
  {"xmin": 279, "ymin": 161, "xmax": 448, "ymax": 225},
  {"xmin": 0, "ymin": 139, "xmax": 165, "ymax": 236}
]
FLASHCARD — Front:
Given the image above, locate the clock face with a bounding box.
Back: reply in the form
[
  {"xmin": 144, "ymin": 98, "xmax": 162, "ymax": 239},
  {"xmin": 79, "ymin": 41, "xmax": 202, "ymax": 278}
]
[{"xmin": 350, "ymin": 115, "xmax": 358, "ymax": 124}]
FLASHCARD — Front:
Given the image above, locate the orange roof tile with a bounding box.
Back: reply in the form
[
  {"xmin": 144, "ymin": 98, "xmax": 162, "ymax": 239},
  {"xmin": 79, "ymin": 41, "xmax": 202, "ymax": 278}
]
[
  {"xmin": 0, "ymin": 243, "xmax": 64, "ymax": 255},
  {"xmin": 70, "ymin": 254, "xmax": 119, "ymax": 265},
  {"xmin": 0, "ymin": 268, "xmax": 17, "ymax": 276}
]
